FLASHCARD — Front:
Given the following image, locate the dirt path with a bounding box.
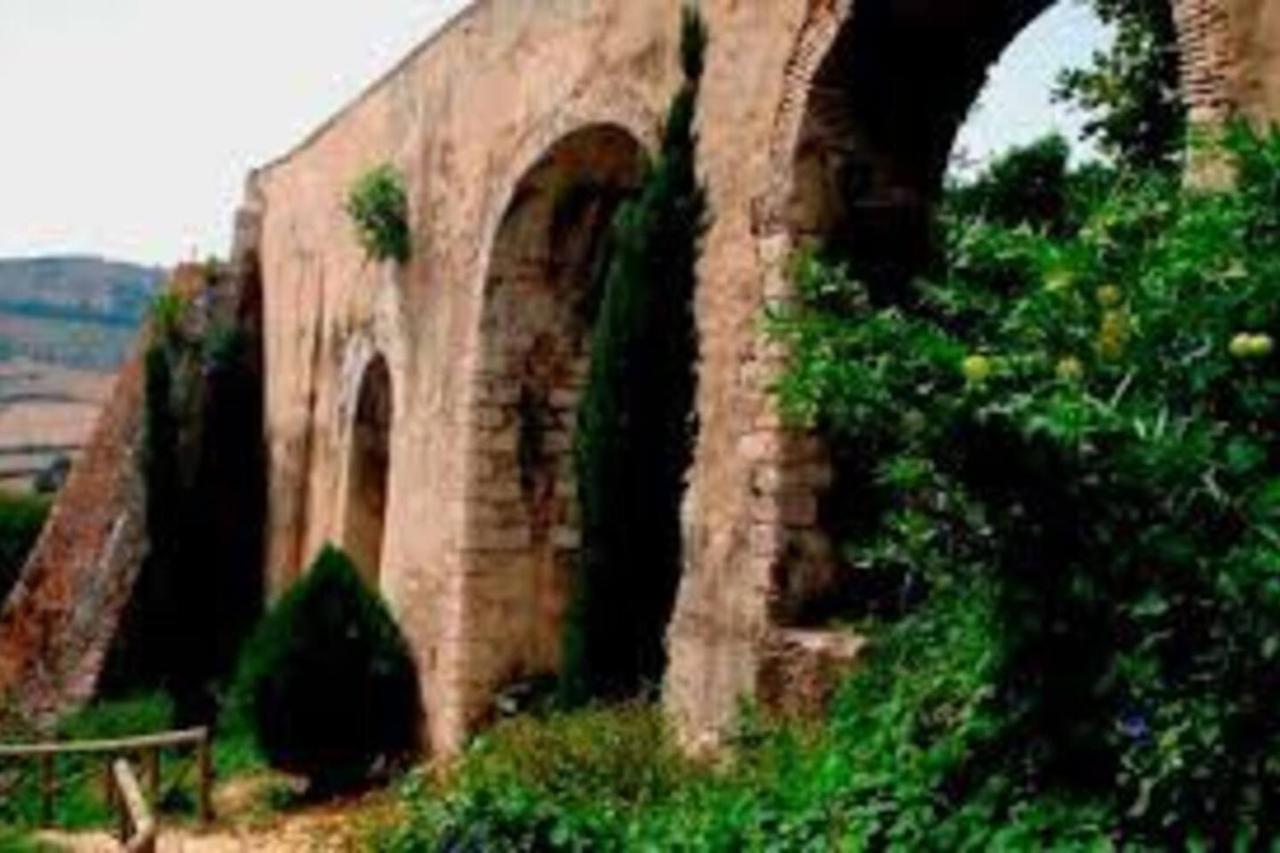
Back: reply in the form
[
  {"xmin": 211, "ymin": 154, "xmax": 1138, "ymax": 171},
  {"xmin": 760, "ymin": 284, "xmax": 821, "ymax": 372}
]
[{"xmin": 36, "ymin": 778, "xmax": 400, "ymax": 852}]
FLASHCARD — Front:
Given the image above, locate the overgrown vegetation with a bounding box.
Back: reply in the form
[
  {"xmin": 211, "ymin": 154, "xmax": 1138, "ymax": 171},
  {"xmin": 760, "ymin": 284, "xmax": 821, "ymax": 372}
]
[
  {"xmin": 347, "ymin": 164, "xmax": 412, "ymax": 265},
  {"xmin": 382, "ymin": 127, "xmax": 1280, "ymax": 849},
  {"xmin": 0, "ymin": 492, "xmax": 50, "ymax": 604},
  {"xmin": 104, "ymin": 270, "xmax": 265, "ymax": 724},
  {"xmin": 232, "ymin": 545, "xmax": 421, "ymax": 795},
  {"xmin": 563, "ymin": 5, "xmax": 707, "ymax": 703}
]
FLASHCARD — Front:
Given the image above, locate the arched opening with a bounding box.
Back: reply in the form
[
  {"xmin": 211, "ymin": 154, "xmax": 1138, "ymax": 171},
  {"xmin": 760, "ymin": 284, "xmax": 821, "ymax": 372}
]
[
  {"xmin": 468, "ymin": 124, "xmax": 647, "ymax": 699},
  {"xmin": 790, "ymin": 0, "xmax": 1055, "ymax": 298},
  {"xmin": 345, "ymin": 354, "xmax": 392, "ymax": 586},
  {"xmin": 777, "ymin": 0, "xmax": 1137, "ymax": 624}
]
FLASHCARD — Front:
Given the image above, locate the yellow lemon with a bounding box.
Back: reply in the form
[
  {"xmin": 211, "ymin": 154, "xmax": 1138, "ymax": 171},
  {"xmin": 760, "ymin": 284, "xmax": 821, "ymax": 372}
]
[
  {"xmin": 1249, "ymin": 333, "xmax": 1275, "ymax": 358},
  {"xmin": 1230, "ymin": 333, "xmax": 1254, "ymax": 359},
  {"xmin": 962, "ymin": 355, "xmax": 993, "ymax": 383},
  {"xmin": 1096, "ymin": 284, "xmax": 1123, "ymax": 308},
  {"xmin": 1056, "ymin": 356, "xmax": 1085, "ymax": 381},
  {"xmin": 1098, "ymin": 309, "xmax": 1130, "ymax": 361}
]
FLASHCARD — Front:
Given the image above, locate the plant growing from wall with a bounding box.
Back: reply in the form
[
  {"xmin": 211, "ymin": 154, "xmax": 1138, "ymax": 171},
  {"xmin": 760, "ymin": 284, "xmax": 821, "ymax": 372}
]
[
  {"xmin": 562, "ymin": 5, "xmax": 707, "ymax": 703},
  {"xmin": 232, "ymin": 545, "xmax": 421, "ymax": 794},
  {"xmin": 346, "ymin": 164, "xmax": 412, "ymax": 265}
]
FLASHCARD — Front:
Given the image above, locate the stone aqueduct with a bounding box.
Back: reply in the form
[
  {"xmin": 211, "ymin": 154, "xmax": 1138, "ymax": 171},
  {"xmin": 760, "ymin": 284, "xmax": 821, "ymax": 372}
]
[{"xmin": 3, "ymin": 0, "xmax": 1280, "ymax": 756}]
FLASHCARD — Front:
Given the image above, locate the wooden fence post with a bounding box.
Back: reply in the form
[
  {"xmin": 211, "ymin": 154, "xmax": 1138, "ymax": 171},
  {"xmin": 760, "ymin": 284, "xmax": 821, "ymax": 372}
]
[
  {"xmin": 38, "ymin": 753, "xmax": 54, "ymax": 827},
  {"xmin": 142, "ymin": 747, "xmax": 159, "ymax": 804},
  {"xmin": 196, "ymin": 732, "xmax": 213, "ymax": 826}
]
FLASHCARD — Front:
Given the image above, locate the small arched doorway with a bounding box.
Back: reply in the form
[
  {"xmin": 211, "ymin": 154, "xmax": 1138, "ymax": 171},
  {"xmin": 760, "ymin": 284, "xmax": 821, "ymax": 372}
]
[{"xmin": 345, "ymin": 354, "xmax": 393, "ymax": 586}]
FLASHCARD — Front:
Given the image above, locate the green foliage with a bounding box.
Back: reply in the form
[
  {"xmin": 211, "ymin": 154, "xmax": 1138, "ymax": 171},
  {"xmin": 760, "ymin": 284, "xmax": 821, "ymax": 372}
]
[
  {"xmin": 379, "ymin": 705, "xmax": 700, "ymax": 852},
  {"xmin": 107, "ymin": 283, "xmax": 265, "ymax": 724},
  {"xmin": 346, "ymin": 164, "xmax": 412, "ymax": 265},
  {"xmin": 770, "ymin": 125, "xmax": 1280, "ymax": 845},
  {"xmin": 564, "ymin": 3, "xmax": 707, "ymax": 703},
  {"xmin": 946, "ymin": 134, "xmax": 1074, "ymax": 233},
  {"xmin": 1056, "ymin": 0, "xmax": 1186, "ymax": 171},
  {"xmin": 384, "ymin": 127, "xmax": 1280, "ymax": 851},
  {"xmin": 0, "ymin": 492, "xmax": 50, "ymax": 604},
  {"xmin": 0, "ymin": 693, "xmax": 175, "ymax": 830},
  {"xmin": 148, "ymin": 290, "xmax": 189, "ymax": 345},
  {"xmin": 383, "ymin": 591, "xmax": 1109, "ymax": 850},
  {"xmin": 232, "ymin": 545, "xmax": 420, "ymax": 793},
  {"xmin": 0, "ymin": 827, "xmax": 47, "ymax": 852}
]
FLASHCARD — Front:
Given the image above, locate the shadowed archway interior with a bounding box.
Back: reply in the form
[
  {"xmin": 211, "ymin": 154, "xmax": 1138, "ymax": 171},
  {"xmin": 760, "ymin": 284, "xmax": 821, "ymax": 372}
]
[
  {"xmin": 465, "ymin": 123, "xmax": 647, "ymax": 694},
  {"xmin": 345, "ymin": 354, "xmax": 393, "ymax": 585}
]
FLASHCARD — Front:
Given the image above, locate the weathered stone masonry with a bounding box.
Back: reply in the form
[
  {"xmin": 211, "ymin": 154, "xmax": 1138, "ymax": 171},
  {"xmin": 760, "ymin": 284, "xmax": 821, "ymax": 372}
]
[{"xmin": 5, "ymin": 0, "xmax": 1280, "ymax": 756}]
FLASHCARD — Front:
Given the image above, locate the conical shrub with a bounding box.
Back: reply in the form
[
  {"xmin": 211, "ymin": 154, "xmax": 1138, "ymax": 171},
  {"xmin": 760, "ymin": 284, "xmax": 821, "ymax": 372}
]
[{"xmin": 232, "ymin": 545, "xmax": 421, "ymax": 792}]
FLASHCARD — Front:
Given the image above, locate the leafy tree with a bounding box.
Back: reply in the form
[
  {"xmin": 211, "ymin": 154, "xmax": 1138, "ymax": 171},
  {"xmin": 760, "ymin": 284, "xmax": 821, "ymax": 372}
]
[
  {"xmin": 233, "ymin": 545, "xmax": 421, "ymax": 793},
  {"xmin": 1056, "ymin": 0, "xmax": 1186, "ymax": 171},
  {"xmin": 946, "ymin": 134, "xmax": 1072, "ymax": 233},
  {"xmin": 103, "ymin": 340, "xmax": 184, "ymax": 700},
  {"xmin": 563, "ymin": 6, "xmax": 707, "ymax": 703}
]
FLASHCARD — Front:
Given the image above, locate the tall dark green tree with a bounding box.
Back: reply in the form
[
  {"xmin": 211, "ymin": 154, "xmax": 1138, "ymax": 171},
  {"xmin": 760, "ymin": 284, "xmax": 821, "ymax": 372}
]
[
  {"xmin": 1056, "ymin": 0, "xmax": 1186, "ymax": 172},
  {"xmin": 563, "ymin": 6, "xmax": 708, "ymax": 703},
  {"xmin": 104, "ymin": 276, "xmax": 266, "ymax": 724},
  {"xmin": 104, "ymin": 338, "xmax": 183, "ymax": 698}
]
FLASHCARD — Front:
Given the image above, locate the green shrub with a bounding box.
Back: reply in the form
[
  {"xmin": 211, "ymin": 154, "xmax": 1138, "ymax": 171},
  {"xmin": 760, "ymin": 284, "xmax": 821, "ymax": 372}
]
[
  {"xmin": 381, "ymin": 704, "xmax": 699, "ymax": 852},
  {"xmin": 347, "ymin": 164, "xmax": 411, "ymax": 264},
  {"xmin": 0, "ymin": 492, "xmax": 50, "ymax": 604},
  {"xmin": 232, "ymin": 545, "xmax": 420, "ymax": 793}
]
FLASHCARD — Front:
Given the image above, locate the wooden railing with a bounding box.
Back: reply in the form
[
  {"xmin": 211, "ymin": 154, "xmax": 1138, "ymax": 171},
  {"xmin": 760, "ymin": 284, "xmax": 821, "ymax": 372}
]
[
  {"xmin": 111, "ymin": 758, "xmax": 156, "ymax": 853},
  {"xmin": 0, "ymin": 726, "xmax": 213, "ymax": 843}
]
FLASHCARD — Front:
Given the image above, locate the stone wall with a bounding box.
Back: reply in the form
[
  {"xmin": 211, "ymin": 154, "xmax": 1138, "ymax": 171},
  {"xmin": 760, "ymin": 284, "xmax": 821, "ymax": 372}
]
[{"xmin": 5, "ymin": 0, "xmax": 1278, "ymax": 754}]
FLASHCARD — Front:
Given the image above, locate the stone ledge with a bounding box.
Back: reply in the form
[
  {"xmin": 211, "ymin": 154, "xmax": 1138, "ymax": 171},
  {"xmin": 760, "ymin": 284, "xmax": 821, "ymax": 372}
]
[{"xmin": 757, "ymin": 627, "xmax": 868, "ymax": 720}]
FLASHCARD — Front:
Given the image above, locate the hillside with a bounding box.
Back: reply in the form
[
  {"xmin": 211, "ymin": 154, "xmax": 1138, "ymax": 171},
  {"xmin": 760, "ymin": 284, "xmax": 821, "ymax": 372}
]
[
  {"xmin": 0, "ymin": 256, "xmax": 164, "ymax": 369},
  {"xmin": 0, "ymin": 257, "xmax": 164, "ymax": 492}
]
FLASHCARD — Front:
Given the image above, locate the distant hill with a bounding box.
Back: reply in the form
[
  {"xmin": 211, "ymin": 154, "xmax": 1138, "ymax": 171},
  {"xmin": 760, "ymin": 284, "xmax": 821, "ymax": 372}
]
[{"xmin": 0, "ymin": 257, "xmax": 166, "ymax": 370}]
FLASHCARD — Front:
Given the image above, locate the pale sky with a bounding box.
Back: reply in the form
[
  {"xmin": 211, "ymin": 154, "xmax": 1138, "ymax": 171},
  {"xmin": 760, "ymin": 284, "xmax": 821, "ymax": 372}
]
[{"xmin": 0, "ymin": 0, "xmax": 1109, "ymax": 267}]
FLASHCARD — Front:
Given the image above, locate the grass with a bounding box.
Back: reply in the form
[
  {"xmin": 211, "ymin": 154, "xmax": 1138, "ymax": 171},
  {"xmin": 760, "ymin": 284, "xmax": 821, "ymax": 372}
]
[
  {"xmin": 0, "ymin": 691, "xmax": 268, "ymax": 834},
  {"xmin": 0, "ymin": 492, "xmax": 51, "ymax": 603},
  {"xmin": 0, "ymin": 825, "xmax": 55, "ymax": 852}
]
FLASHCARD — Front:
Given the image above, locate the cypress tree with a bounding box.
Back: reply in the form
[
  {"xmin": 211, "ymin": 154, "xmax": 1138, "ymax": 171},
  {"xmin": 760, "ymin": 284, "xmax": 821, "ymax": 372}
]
[{"xmin": 563, "ymin": 6, "xmax": 708, "ymax": 703}]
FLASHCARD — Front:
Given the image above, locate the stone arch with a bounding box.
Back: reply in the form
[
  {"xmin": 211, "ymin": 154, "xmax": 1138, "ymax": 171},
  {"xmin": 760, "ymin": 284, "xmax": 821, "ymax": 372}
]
[
  {"xmin": 462, "ymin": 122, "xmax": 649, "ymax": 704},
  {"xmin": 344, "ymin": 353, "xmax": 393, "ymax": 585},
  {"xmin": 751, "ymin": 0, "xmax": 1191, "ymax": 627}
]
